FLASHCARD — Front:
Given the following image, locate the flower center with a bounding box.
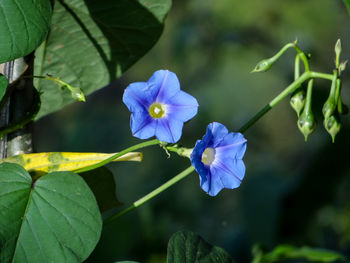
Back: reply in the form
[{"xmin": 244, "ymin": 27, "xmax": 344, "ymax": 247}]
[
  {"xmin": 201, "ymin": 147, "xmax": 216, "ymax": 166},
  {"xmin": 149, "ymin": 103, "xmax": 166, "ymax": 118}
]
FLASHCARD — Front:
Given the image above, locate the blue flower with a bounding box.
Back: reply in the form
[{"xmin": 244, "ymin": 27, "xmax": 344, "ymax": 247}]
[
  {"xmin": 123, "ymin": 70, "xmax": 198, "ymax": 143},
  {"xmin": 190, "ymin": 122, "xmax": 247, "ymax": 196}
]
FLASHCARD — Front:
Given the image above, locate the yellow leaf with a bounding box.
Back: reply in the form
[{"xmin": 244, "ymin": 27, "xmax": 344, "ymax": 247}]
[{"xmin": 1, "ymin": 152, "xmax": 142, "ymax": 175}]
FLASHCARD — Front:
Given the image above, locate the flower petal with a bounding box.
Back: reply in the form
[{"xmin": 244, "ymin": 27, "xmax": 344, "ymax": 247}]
[
  {"xmin": 130, "ymin": 111, "xmax": 157, "ymax": 139},
  {"xmin": 147, "ymin": 70, "xmax": 180, "ymax": 102},
  {"xmin": 213, "ymin": 158, "xmax": 245, "ymax": 184},
  {"xmin": 216, "ymin": 132, "xmax": 247, "ymax": 159},
  {"xmin": 191, "ymin": 152, "xmax": 212, "ymax": 193},
  {"xmin": 199, "ymin": 169, "xmax": 212, "ymax": 195},
  {"xmin": 207, "ymin": 122, "xmax": 229, "ymax": 147},
  {"xmin": 166, "ymin": 91, "xmax": 199, "ymax": 122},
  {"xmin": 155, "ymin": 118, "xmax": 183, "ymax": 143},
  {"xmin": 123, "ymin": 82, "xmax": 154, "ymax": 112}
]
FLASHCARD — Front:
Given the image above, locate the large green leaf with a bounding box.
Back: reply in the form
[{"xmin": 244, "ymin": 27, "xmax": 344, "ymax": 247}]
[
  {"xmin": 34, "ymin": 0, "xmax": 171, "ymax": 119},
  {"xmin": 0, "ymin": 163, "xmax": 102, "ymax": 263},
  {"xmin": 0, "ymin": 0, "xmax": 52, "ymax": 63},
  {"xmin": 167, "ymin": 230, "xmax": 234, "ymax": 263}
]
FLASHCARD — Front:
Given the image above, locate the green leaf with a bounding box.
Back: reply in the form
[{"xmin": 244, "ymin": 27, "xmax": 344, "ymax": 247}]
[
  {"xmin": 167, "ymin": 230, "xmax": 234, "ymax": 263},
  {"xmin": 344, "ymin": 0, "xmax": 350, "ymax": 15},
  {"xmin": 257, "ymin": 244, "xmax": 346, "ymax": 263},
  {"xmin": 34, "ymin": 0, "xmax": 171, "ymax": 119},
  {"xmin": 0, "ymin": 74, "xmax": 8, "ymax": 101},
  {"xmin": 0, "ymin": 0, "xmax": 52, "ymax": 63},
  {"xmin": 0, "ymin": 162, "xmax": 102, "ymax": 263},
  {"xmin": 81, "ymin": 167, "xmax": 123, "ymax": 212}
]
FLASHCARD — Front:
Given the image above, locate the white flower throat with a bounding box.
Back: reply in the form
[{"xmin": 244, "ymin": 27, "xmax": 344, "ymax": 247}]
[
  {"xmin": 201, "ymin": 147, "xmax": 216, "ymax": 165},
  {"xmin": 149, "ymin": 103, "xmax": 166, "ymax": 118}
]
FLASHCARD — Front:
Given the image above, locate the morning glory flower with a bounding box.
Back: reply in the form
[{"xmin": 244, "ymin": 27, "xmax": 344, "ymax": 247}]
[
  {"xmin": 190, "ymin": 122, "xmax": 247, "ymax": 196},
  {"xmin": 123, "ymin": 70, "xmax": 198, "ymax": 143}
]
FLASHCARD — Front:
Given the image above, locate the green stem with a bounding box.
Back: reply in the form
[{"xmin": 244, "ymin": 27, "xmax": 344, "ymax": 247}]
[
  {"xmin": 294, "ymin": 54, "xmax": 301, "ymax": 80},
  {"xmin": 304, "ymin": 79, "xmax": 314, "ymax": 113},
  {"xmin": 239, "ymin": 71, "xmax": 311, "ymax": 133},
  {"xmin": 310, "ymin": 72, "xmax": 334, "ymax": 81},
  {"xmin": 0, "ymin": 90, "xmax": 41, "ymax": 138},
  {"xmin": 104, "ymin": 166, "xmax": 195, "ymax": 224},
  {"xmin": 25, "ymin": 75, "xmax": 86, "ymax": 102},
  {"xmin": 293, "ymin": 44, "xmax": 310, "ymax": 72},
  {"xmin": 166, "ymin": 145, "xmax": 193, "ymax": 158},
  {"xmin": 75, "ymin": 139, "xmax": 161, "ymax": 173}
]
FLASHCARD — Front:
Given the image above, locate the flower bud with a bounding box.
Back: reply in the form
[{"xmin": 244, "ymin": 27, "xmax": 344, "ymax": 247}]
[
  {"xmin": 298, "ymin": 110, "xmax": 316, "ymax": 141},
  {"xmin": 322, "ymin": 72, "xmax": 337, "ymax": 119},
  {"xmin": 322, "ymin": 97, "xmax": 336, "ymax": 120},
  {"xmin": 339, "ymin": 60, "xmax": 348, "ymax": 72},
  {"xmin": 71, "ymin": 87, "xmax": 86, "ymax": 102},
  {"xmin": 324, "ymin": 115, "xmax": 341, "ymax": 143},
  {"xmin": 335, "ymin": 39, "xmax": 342, "ymax": 58},
  {"xmin": 290, "ymin": 89, "xmax": 305, "ymax": 117},
  {"xmin": 251, "ymin": 58, "xmax": 275, "ymax": 72},
  {"xmin": 338, "ymin": 102, "xmax": 348, "ymax": 115},
  {"xmin": 335, "ymin": 39, "xmax": 342, "ymax": 68},
  {"xmin": 252, "ymin": 42, "xmax": 294, "ymax": 73}
]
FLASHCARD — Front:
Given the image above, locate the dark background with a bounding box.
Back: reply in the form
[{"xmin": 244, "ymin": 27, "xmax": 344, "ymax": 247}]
[{"xmin": 34, "ymin": 0, "xmax": 350, "ymax": 262}]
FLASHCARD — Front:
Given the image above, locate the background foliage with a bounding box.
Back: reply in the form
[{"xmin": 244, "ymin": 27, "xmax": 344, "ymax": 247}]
[
  {"xmin": 28, "ymin": 0, "xmax": 350, "ymax": 262},
  {"xmin": 34, "ymin": 0, "xmax": 171, "ymax": 119}
]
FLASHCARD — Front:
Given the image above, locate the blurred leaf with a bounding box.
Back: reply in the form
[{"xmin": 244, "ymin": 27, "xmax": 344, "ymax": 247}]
[
  {"xmin": 34, "ymin": 0, "xmax": 171, "ymax": 119},
  {"xmin": 0, "ymin": 162, "xmax": 102, "ymax": 262},
  {"xmin": 0, "ymin": 0, "xmax": 51, "ymax": 63},
  {"xmin": 344, "ymin": 0, "xmax": 350, "ymax": 15},
  {"xmin": 115, "ymin": 261, "xmax": 139, "ymax": 263},
  {"xmin": 167, "ymin": 230, "xmax": 234, "ymax": 263},
  {"xmin": 0, "ymin": 74, "xmax": 8, "ymax": 101},
  {"xmin": 81, "ymin": 167, "xmax": 123, "ymax": 212},
  {"xmin": 1, "ymin": 151, "xmax": 142, "ymax": 177},
  {"xmin": 253, "ymin": 244, "xmax": 346, "ymax": 263}
]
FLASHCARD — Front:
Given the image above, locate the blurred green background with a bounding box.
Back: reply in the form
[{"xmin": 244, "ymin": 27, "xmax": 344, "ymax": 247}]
[{"xmin": 33, "ymin": 0, "xmax": 350, "ymax": 262}]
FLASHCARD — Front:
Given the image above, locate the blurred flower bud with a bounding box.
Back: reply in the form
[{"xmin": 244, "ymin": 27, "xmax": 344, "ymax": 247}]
[
  {"xmin": 335, "ymin": 39, "xmax": 341, "ymax": 68},
  {"xmin": 324, "ymin": 115, "xmax": 341, "ymax": 143},
  {"xmin": 322, "ymin": 73, "xmax": 338, "ymax": 119},
  {"xmin": 252, "ymin": 58, "xmax": 274, "ymax": 72},
  {"xmin": 322, "ymin": 97, "xmax": 336, "ymax": 120},
  {"xmin": 338, "ymin": 101, "xmax": 349, "ymax": 115},
  {"xmin": 298, "ymin": 110, "xmax": 316, "ymax": 141},
  {"xmin": 290, "ymin": 89, "xmax": 305, "ymax": 117},
  {"xmin": 252, "ymin": 42, "xmax": 294, "ymax": 73},
  {"xmin": 339, "ymin": 60, "xmax": 348, "ymax": 72},
  {"xmin": 71, "ymin": 87, "xmax": 86, "ymax": 102},
  {"xmin": 335, "ymin": 39, "xmax": 342, "ymax": 58}
]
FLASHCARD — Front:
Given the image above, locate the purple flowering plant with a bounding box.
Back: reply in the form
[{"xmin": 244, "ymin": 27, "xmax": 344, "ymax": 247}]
[
  {"xmin": 123, "ymin": 70, "xmax": 198, "ymax": 143},
  {"xmin": 104, "ymin": 39, "xmax": 347, "ymax": 223},
  {"xmin": 191, "ymin": 122, "xmax": 247, "ymax": 196},
  {"xmin": 0, "ymin": 0, "xmax": 348, "ymax": 260},
  {"xmin": 122, "ymin": 70, "xmax": 248, "ymax": 197}
]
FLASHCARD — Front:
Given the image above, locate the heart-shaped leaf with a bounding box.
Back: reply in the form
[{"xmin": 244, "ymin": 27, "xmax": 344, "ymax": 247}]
[
  {"xmin": 0, "ymin": 0, "xmax": 52, "ymax": 63},
  {"xmin": 0, "ymin": 162, "xmax": 102, "ymax": 262},
  {"xmin": 34, "ymin": 0, "xmax": 171, "ymax": 119},
  {"xmin": 167, "ymin": 230, "xmax": 234, "ymax": 263}
]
